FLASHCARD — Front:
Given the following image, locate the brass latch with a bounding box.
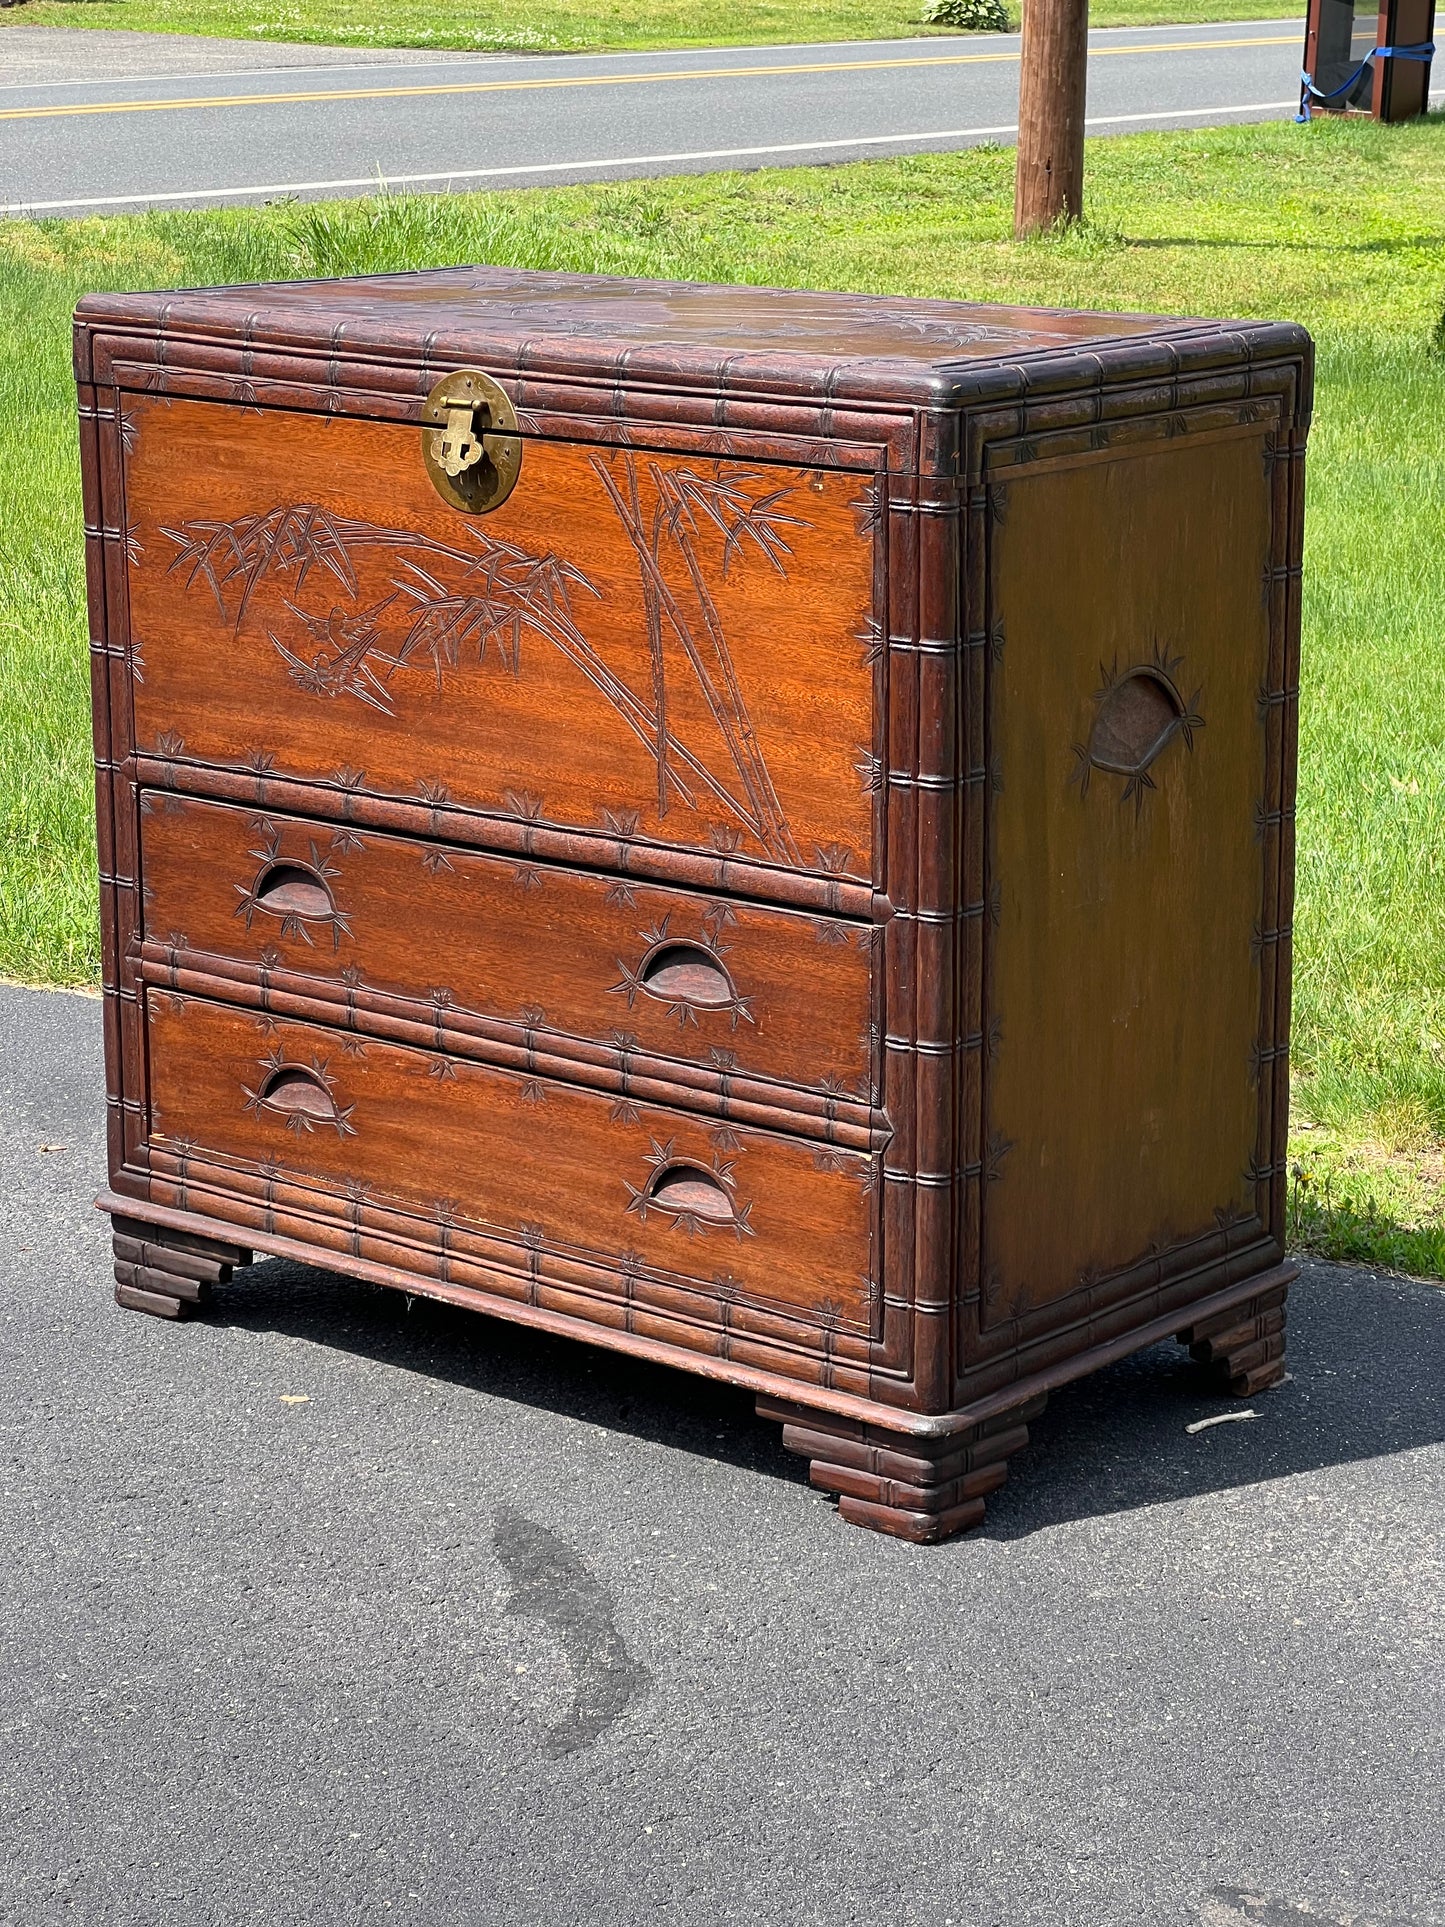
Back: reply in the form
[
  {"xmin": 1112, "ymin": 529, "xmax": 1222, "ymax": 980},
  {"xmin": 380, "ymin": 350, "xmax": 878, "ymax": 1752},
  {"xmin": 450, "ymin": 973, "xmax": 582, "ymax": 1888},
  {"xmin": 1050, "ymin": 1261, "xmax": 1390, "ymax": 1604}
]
[
  {"xmin": 420, "ymin": 368, "xmax": 523, "ymax": 514},
  {"xmin": 437, "ymin": 403, "xmax": 485, "ymax": 478}
]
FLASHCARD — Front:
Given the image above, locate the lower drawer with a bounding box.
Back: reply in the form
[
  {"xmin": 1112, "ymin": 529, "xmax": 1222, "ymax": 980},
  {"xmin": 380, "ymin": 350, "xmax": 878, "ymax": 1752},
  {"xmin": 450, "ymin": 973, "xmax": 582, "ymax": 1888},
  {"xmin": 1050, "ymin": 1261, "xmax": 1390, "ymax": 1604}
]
[{"xmin": 143, "ymin": 993, "xmax": 876, "ymax": 1329}]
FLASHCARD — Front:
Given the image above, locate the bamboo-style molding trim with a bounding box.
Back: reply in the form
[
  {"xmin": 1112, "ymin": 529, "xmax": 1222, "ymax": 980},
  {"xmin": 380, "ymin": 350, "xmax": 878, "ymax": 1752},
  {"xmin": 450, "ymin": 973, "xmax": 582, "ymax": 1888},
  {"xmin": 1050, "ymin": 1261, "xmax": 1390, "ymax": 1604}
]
[
  {"xmin": 79, "ymin": 294, "xmax": 1313, "ymax": 1437},
  {"xmin": 960, "ymin": 376, "xmax": 1308, "ymax": 1376},
  {"xmin": 77, "ymin": 304, "xmax": 1310, "ymax": 418},
  {"xmin": 95, "ymin": 1186, "xmax": 1295, "ymax": 1439},
  {"xmin": 133, "ymin": 758, "xmax": 880, "ymax": 918},
  {"xmin": 136, "ymin": 945, "xmax": 883, "ymax": 1151},
  {"xmin": 104, "ymin": 1155, "xmax": 882, "ymax": 1360}
]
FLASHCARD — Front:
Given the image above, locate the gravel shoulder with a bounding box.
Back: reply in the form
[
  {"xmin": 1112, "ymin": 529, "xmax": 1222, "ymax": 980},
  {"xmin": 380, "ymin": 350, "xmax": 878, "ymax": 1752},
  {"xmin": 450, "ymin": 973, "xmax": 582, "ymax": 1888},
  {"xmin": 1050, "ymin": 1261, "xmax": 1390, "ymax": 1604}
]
[{"xmin": 0, "ymin": 23, "xmax": 497, "ymax": 80}]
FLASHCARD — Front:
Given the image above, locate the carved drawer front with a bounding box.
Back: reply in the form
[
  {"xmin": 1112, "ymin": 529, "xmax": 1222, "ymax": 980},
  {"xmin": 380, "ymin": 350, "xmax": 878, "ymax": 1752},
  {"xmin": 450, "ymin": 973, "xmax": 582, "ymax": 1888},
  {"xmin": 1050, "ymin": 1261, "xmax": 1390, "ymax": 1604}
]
[
  {"xmin": 143, "ymin": 996, "xmax": 876, "ymax": 1329},
  {"xmin": 138, "ymin": 795, "xmax": 875, "ymax": 1117},
  {"xmin": 121, "ymin": 396, "xmax": 878, "ymax": 893}
]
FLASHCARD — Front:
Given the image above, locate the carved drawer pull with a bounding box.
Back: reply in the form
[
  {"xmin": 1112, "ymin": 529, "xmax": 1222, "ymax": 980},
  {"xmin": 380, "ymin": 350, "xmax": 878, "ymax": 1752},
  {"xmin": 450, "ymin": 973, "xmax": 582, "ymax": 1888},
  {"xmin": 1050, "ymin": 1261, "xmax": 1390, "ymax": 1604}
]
[
  {"xmin": 243, "ymin": 1056, "xmax": 356, "ymax": 1136},
  {"xmin": 648, "ymin": 1164, "xmax": 737, "ymax": 1225},
  {"xmin": 625, "ymin": 1153, "xmax": 754, "ymax": 1239},
  {"xmin": 611, "ymin": 920, "xmax": 754, "ymax": 1029},
  {"xmin": 1074, "ymin": 653, "xmax": 1204, "ymax": 810},
  {"xmin": 1089, "ymin": 670, "xmax": 1184, "ymax": 774},
  {"xmin": 259, "ymin": 1067, "xmax": 336, "ymax": 1119},
  {"xmin": 252, "ymin": 861, "xmax": 334, "ymax": 921},
  {"xmin": 235, "ymin": 838, "xmax": 350, "ymax": 950},
  {"xmin": 638, "ymin": 941, "xmax": 734, "ymax": 1009}
]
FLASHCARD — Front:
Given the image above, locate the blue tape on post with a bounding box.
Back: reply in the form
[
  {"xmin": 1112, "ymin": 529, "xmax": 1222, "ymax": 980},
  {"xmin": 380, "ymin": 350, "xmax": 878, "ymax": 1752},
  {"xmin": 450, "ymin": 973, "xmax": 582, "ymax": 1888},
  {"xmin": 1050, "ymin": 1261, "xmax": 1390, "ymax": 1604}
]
[{"xmin": 1297, "ymin": 41, "xmax": 1434, "ymax": 120}]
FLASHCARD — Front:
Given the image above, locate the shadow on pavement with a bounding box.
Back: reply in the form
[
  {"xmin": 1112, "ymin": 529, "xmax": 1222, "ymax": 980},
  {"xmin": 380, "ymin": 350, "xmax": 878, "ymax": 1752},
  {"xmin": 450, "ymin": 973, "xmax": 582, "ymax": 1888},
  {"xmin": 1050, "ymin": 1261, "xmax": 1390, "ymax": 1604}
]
[
  {"xmin": 208, "ymin": 1252, "xmax": 1445, "ymax": 1536},
  {"xmin": 212, "ymin": 1251, "xmax": 805, "ymax": 1483}
]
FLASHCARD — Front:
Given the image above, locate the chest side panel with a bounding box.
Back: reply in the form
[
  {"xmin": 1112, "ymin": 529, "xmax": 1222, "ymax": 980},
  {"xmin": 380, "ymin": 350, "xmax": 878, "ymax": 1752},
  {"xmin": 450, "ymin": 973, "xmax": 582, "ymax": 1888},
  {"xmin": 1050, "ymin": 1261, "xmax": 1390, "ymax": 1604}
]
[
  {"xmin": 981, "ymin": 431, "xmax": 1274, "ymax": 1325},
  {"xmin": 121, "ymin": 398, "xmax": 876, "ymax": 887}
]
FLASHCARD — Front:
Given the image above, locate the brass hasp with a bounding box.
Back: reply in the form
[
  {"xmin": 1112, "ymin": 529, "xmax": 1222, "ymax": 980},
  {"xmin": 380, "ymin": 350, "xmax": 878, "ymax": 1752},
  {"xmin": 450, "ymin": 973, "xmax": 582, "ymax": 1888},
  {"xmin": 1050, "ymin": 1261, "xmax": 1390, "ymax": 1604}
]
[
  {"xmin": 437, "ymin": 404, "xmax": 484, "ymax": 477},
  {"xmin": 420, "ymin": 368, "xmax": 523, "ymax": 514}
]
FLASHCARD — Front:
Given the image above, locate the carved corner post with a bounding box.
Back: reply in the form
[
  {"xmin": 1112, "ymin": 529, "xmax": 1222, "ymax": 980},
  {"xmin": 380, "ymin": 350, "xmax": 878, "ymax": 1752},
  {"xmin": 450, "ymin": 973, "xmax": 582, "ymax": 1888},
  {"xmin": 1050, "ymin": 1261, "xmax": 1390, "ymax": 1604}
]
[
  {"xmin": 1178, "ymin": 1279, "xmax": 1289, "ymax": 1396},
  {"xmin": 111, "ymin": 1214, "xmax": 251, "ymax": 1319},
  {"xmin": 1014, "ymin": 0, "xmax": 1091, "ymax": 236},
  {"xmin": 757, "ymin": 1393, "xmax": 1048, "ymax": 1543}
]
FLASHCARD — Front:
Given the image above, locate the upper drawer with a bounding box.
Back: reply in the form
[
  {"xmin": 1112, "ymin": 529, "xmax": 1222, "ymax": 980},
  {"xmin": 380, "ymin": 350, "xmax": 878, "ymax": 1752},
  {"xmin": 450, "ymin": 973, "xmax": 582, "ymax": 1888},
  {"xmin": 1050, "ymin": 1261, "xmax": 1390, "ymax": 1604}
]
[
  {"xmin": 120, "ymin": 397, "xmax": 878, "ymax": 892},
  {"xmin": 137, "ymin": 794, "xmax": 875, "ymax": 1129}
]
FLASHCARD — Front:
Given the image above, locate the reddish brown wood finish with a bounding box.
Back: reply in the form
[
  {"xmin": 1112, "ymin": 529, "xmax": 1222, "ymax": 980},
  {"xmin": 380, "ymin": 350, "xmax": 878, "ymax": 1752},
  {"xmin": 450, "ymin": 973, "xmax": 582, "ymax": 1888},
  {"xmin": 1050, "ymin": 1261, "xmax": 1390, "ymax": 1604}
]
[
  {"xmin": 77, "ymin": 266, "xmax": 1312, "ymax": 1541},
  {"xmin": 1178, "ymin": 1280, "xmax": 1290, "ymax": 1396},
  {"xmin": 137, "ymin": 793, "xmax": 874, "ymax": 1129},
  {"xmin": 144, "ymin": 994, "xmax": 876, "ymax": 1328},
  {"xmin": 111, "ymin": 1213, "xmax": 251, "ymax": 1318},
  {"xmin": 759, "ymin": 1391, "xmax": 1048, "ymax": 1542},
  {"xmin": 124, "ymin": 400, "xmax": 876, "ymax": 887}
]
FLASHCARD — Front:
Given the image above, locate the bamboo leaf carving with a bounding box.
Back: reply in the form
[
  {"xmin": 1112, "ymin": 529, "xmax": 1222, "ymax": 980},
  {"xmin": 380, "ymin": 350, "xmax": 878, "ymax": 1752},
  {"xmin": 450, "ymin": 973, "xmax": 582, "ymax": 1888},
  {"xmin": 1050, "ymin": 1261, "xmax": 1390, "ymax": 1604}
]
[{"xmin": 163, "ymin": 456, "xmax": 812, "ymax": 868}]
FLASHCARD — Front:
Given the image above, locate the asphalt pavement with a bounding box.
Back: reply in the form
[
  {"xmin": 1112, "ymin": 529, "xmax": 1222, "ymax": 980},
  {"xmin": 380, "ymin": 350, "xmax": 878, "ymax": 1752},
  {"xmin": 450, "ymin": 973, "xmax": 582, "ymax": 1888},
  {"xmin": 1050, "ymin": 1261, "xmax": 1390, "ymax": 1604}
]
[
  {"xmin": 1, "ymin": 976, "xmax": 1442, "ymax": 1924},
  {"xmin": 0, "ymin": 18, "xmax": 1332, "ymax": 216}
]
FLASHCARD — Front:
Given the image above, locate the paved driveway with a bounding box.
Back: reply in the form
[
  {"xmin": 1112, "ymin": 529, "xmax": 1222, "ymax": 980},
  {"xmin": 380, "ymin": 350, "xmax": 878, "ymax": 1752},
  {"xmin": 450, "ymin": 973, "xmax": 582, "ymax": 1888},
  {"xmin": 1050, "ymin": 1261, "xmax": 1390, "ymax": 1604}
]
[
  {"xmin": 1, "ymin": 979, "xmax": 1442, "ymax": 1925},
  {"xmin": 0, "ymin": 19, "xmax": 1319, "ymax": 214}
]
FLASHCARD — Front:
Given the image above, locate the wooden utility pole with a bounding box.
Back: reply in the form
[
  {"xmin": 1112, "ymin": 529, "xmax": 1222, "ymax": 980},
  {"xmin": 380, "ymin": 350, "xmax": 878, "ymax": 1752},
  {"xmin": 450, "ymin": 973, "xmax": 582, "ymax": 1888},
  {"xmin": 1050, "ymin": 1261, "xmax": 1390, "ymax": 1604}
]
[{"xmin": 1014, "ymin": 0, "xmax": 1091, "ymax": 237}]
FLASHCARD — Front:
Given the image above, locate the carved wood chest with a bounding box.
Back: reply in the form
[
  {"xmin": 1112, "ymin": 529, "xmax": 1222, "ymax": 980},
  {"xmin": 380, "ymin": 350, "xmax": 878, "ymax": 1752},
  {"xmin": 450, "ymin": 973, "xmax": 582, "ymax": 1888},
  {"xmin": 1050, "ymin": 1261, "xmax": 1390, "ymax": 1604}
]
[{"xmin": 76, "ymin": 269, "xmax": 1309, "ymax": 1541}]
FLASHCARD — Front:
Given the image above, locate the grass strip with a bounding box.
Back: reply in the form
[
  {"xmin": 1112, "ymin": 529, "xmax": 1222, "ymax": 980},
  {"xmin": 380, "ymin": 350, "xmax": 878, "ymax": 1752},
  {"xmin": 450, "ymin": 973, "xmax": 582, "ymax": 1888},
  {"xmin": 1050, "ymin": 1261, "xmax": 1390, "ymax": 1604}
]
[{"xmin": 0, "ymin": 0, "xmax": 1304, "ymax": 54}]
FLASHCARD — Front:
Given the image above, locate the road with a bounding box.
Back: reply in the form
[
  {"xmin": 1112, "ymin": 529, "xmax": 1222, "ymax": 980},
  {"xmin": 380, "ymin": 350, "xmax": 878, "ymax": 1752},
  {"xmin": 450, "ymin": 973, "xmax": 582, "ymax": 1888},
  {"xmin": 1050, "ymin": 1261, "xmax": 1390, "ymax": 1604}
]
[
  {"xmin": 1, "ymin": 977, "xmax": 1443, "ymax": 1924},
  {"xmin": 0, "ymin": 18, "xmax": 1330, "ymax": 216}
]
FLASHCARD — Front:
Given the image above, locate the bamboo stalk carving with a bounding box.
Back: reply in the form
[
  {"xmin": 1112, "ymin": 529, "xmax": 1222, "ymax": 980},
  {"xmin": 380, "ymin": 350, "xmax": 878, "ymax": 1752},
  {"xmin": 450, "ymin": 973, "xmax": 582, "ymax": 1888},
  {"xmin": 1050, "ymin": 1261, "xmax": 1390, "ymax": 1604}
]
[{"xmin": 161, "ymin": 458, "xmax": 809, "ymax": 866}]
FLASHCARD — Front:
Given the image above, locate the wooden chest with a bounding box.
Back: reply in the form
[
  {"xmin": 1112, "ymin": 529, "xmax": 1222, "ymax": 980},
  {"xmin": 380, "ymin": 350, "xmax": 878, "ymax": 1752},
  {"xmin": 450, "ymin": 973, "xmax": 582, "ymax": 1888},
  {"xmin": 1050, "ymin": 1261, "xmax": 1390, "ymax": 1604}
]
[{"xmin": 76, "ymin": 269, "xmax": 1309, "ymax": 1542}]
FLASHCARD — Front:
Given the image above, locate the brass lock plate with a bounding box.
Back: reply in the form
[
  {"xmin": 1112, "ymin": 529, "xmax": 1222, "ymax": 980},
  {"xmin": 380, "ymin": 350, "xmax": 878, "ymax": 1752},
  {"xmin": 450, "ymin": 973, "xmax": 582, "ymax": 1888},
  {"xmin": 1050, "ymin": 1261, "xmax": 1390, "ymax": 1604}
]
[{"xmin": 420, "ymin": 368, "xmax": 522, "ymax": 515}]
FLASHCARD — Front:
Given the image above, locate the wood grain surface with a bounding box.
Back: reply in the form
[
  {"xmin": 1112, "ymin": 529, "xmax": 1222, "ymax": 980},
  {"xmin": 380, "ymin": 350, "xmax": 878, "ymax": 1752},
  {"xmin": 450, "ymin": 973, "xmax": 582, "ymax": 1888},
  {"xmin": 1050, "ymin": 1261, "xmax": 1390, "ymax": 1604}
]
[
  {"xmin": 144, "ymin": 994, "xmax": 877, "ymax": 1327},
  {"xmin": 77, "ymin": 265, "xmax": 1313, "ymax": 1539},
  {"xmin": 123, "ymin": 399, "xmax": 877, "ymax": 886},
  {"xmin": 137, "ymin": 793, "xmax": 875, "ymax": 1110},
  {"xmin": 981, "ymin": 428, "xmax": 1273, "ymax": 1324},
  {"xmin": 76, "ymin": 267, "xmax": 1222, "ymax": 384}
]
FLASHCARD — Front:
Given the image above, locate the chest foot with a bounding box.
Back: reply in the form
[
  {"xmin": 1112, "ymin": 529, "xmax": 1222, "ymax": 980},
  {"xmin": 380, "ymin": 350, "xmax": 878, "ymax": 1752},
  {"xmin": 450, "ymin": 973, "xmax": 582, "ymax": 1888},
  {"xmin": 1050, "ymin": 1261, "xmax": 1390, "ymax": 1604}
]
[
  {"xmin": 111, "ymin": 1215, "xmax": 252, "ymax": 1320},
  {"xmin": 757, "ymin": 1392, "xmax": 1049, "ymax": 1543},
  {"xmin": 1178, "ymin": 1280, "xmax": 1289, "ymax": 1396}
]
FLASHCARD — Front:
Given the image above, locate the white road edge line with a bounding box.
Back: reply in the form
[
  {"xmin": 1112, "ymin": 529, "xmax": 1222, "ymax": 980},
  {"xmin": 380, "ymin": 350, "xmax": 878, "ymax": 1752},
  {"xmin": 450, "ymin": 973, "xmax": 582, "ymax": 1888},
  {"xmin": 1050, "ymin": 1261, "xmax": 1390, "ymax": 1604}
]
[{"xmin": 1, "ymin": 101, "xmax": 1308, "ymax": 213}]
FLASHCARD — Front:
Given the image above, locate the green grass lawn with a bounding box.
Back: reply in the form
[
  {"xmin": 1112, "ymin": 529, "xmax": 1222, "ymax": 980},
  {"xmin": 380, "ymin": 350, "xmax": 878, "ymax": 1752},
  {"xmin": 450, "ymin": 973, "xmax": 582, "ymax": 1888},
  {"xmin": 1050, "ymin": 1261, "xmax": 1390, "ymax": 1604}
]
[
  {"xmin": 2, "ymin": 114, "xmax": 1443, "ymax": 1267},
  {"xmin": 0, "ymin": 0, "xmax": 1304, "ymax": 50}
]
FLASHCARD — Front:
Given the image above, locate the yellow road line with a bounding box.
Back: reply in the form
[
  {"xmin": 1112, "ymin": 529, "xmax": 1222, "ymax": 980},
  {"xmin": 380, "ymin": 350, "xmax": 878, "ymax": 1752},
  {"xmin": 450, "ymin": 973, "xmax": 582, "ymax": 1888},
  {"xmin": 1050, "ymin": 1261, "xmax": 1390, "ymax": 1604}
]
[{"xmin": 0, "ymin": 37, "xmax": 1300, "ymax": 122}]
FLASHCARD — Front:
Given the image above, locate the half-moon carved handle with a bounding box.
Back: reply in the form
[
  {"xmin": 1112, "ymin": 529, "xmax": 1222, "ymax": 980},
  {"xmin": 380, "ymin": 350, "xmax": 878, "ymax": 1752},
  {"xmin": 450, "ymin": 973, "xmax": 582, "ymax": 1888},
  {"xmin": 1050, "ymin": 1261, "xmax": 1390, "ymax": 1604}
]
[
  {"xmin": 258, "ymin": 1065, "xmax": 339, "ymax": 1121},
  {"xmin": 1076, "ymin": 657, "xmax": 1204, "ymax": 810},
  {"xmin": 236, "ymin": 848, "xmax": 348, "ymax": 951},
  {"xmin": 638, "ymin": 941, "xmax": 735, "ymax": 1009},
  {"xmin": 647, "ymin": 1164, "xmax": 736, "ymax": 1225},
  {"xmin": 253, "ymin": 861, "xmax": 335, "ymax": 922},
  {"xmin": 1088, "ymin": 668, "xmax": 1184, "ymax": 776},
  {"xmin": 243, "ymin": 1056, "xmax": 356, "ymax": 1136},
  {"xmin": 611, "ymin": 923, "xmax": 754, "ymax": 1029},
  {"xmin": 624, "ymin": 1156, "xmax": 753, "ymax": 1238}
]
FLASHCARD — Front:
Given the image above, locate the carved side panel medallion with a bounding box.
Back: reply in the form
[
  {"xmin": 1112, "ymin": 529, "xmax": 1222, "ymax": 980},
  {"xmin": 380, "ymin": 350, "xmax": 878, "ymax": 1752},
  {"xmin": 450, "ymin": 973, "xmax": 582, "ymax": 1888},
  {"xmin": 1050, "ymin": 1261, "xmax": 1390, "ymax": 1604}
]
[{"xmin": 1071, "ymin": 646, "xmax": 1205, "ymax": 811}]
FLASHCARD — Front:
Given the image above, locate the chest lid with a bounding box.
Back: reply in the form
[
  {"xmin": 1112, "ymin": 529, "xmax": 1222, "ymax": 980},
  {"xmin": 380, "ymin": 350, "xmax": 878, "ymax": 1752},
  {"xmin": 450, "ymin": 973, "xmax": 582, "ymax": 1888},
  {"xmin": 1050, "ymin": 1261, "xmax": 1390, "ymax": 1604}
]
[{"xmin": 75, "ymin": 265, "xmax": 1308, "ymax": 414}]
